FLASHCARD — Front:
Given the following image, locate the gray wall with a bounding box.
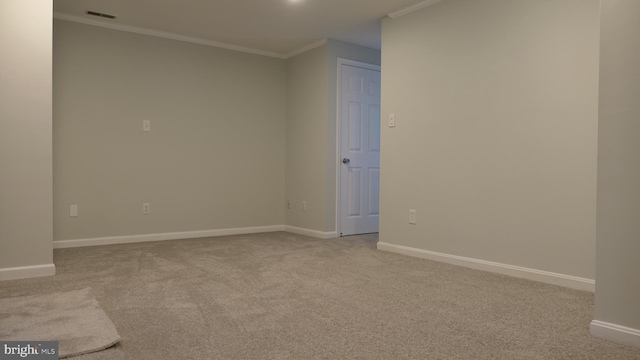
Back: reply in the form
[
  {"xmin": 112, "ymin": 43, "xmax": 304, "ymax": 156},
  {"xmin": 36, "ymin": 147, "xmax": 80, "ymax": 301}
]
[
  {"xmin": 595, "ymin": 0, "xmax": 640, "ymax": 331},
  {"xmin": 285, "ymin": 44, "xmax": 329, "ymax": 231},
  {"xmin": 380, "ymin": 0, "xmax": 600, "ymax": 279},
  {"xmin": 54, "ymin": 20, "xmax": 286, "ymax": 240},
  {"xmin": 0, "ymin": 0, "xmax": 54, "ymax": 276}
]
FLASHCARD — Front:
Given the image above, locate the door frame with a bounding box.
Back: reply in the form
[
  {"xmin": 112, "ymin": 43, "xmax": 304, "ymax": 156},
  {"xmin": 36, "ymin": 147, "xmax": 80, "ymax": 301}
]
[{"xmin": 335, "ymin": 58, "xmax": 382, "ymax": 237}]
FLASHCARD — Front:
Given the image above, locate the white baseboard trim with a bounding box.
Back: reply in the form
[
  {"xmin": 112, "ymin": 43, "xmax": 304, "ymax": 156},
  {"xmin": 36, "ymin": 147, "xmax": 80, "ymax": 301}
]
[
  {"xmin": 284, "ymin": 226, "xmax": 339, "ymax": 239},
  {"xmin": 0, "ymin": 264, "xmax": 56, "ymax": 281},
  {"xmin": 591, "ymin": 320, "xmax": 640, "ymax": 349},
  {"xmin": 54, "ymin": 225, "xmax": 286, "ymax": 249},
  {"xmin": 376, "ymin": 242, "xmax": 595, "ymax": 292}
]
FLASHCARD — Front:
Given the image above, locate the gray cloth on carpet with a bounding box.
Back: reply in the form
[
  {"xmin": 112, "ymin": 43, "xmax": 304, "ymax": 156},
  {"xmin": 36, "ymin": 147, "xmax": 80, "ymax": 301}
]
[{"xmin": 0, "ymin": 288, "xmax": 121, "ymax": 358}]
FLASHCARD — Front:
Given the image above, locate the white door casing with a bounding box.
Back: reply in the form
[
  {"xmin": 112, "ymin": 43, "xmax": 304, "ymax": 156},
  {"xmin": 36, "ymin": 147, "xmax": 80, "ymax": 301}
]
[{"xmin": 338, "ymin": 61, "xmax": 381, "ymax": 236}]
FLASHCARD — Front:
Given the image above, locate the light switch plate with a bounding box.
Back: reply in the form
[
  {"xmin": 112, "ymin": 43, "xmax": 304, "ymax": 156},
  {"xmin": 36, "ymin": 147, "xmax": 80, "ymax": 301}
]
[
  {"xmin": 409, "ymin": 209, "xmax": 416, "ymax": 224},
  {"xmin": 143, "ymin": 120, "xmax": 151, "ymax": 132},
  {"xmin": 389, "ymin": 113, "xmax": 396, "ymax": 128}
]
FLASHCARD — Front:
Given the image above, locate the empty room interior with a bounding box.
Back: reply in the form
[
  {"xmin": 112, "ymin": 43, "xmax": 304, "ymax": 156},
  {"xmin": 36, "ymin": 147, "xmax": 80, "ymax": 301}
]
[{"xmin": 2, "ymin": 0, "xmax": 640, "ymax": 358}]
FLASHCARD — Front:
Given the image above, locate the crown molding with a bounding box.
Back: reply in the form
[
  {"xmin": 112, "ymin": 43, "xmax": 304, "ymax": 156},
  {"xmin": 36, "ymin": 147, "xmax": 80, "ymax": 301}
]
[
  {"xmin": 53, "ymin": 12, "xmax": 287, "ymax": 59},
  {"xmin": 387, "ymin": 0, "xmax": 442, "ymax": 19},
  {"xmin": 284, "ymin": 39, "xmax": 328, "ymax": 59}
]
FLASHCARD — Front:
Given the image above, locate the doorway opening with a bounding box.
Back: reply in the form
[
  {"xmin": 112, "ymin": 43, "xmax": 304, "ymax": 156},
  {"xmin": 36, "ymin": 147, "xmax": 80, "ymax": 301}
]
[{"xmin": 336, "ymin": 58, "xmax": 381, "ymax": 237}]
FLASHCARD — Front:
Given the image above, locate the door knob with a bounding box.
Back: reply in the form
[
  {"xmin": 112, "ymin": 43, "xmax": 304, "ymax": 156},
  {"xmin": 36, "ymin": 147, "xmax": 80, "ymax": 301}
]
[{"xmin": 342, "ymin": 158, "xmax": 351, "ymax": 164}]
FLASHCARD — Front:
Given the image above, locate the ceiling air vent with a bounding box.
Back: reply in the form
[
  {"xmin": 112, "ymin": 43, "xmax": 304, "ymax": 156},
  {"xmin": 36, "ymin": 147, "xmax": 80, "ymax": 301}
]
[{"xmin": 86, "ymin": 10, "xmax": 117, "ymax": 19}]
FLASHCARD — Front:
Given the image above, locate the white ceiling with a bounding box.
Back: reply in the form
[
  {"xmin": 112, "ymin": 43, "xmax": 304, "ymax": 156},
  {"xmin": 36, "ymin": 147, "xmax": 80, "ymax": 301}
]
[{"xmin": 53, "ymin": 0, "xmax": 428, "ymax": 57}]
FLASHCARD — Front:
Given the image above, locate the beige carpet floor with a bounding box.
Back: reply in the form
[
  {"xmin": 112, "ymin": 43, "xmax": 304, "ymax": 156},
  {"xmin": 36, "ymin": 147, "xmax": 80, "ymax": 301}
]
[{"xmin": 1, "ymin": 232, "xmax": 639, "ymax": 359}]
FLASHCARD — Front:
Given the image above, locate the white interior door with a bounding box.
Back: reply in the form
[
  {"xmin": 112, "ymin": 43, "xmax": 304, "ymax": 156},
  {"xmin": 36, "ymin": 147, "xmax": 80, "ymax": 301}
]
[{"xmin": 339, "ymin": 63, "xmax": 381, "ymax": 236}]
